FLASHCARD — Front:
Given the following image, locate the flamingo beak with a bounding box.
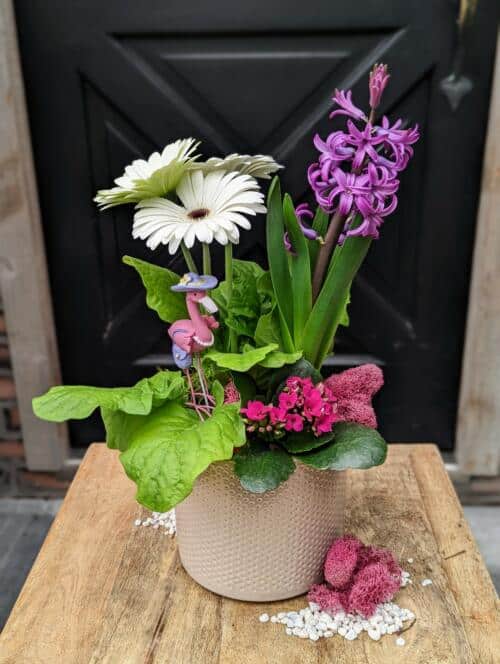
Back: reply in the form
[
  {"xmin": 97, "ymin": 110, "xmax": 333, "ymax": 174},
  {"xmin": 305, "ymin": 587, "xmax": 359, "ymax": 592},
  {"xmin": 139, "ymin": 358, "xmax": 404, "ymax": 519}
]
[{"xmin": 200, "ymin": 295, "xmax": 218, "ymax": 314}]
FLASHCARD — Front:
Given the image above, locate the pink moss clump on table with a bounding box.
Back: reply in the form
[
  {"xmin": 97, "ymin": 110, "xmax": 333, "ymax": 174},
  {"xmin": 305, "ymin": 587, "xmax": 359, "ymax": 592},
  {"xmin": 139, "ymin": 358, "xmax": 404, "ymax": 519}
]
[
  {"xmin": 223, "ymin": 380, "xmax": 241, "ymax": 404},
  {"xmin": 325, "ymin": 363, "xmax": 384, "ymax": 429},
  {"xmin": 308, "ymin": 535, "xmax": 402, "ymax": 618}
]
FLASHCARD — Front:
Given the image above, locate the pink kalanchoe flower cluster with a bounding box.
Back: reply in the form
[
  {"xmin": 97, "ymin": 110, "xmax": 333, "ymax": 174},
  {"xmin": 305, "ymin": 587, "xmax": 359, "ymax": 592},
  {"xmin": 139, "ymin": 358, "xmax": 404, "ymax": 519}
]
[
  {"xmin": 308, "ymin": 63, "xmax": 419, "ymax": 242},
  {"xmin": 240, "ymin": 376, "xmax": 339, "ymax": 440},
  {"xmin": 308, "ymin": 535, "xmax": 402, "ymax": 617}
]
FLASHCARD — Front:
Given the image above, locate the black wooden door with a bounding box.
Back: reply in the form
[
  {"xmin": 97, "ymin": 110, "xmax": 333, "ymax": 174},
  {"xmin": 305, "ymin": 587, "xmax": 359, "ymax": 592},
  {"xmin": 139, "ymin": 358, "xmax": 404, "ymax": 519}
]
[{"xmin": 15, "ymin": 1, "xmax": 498, "ymax": 447}]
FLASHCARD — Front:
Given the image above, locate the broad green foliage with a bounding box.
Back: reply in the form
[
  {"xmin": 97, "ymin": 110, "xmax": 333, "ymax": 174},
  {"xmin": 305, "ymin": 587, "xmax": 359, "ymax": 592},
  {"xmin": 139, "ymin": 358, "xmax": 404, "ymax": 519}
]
[
  {"xmin": 258, "ymin": 349, "xmax": 303, "ymax": 369},
  {"xmin": 120, "ymin": 401, "xmax": 245, "ymax": 511},
  {"xmin": 234, "ymin": 446, "xmax": 295, "ymax": 493},
  {"xmin": 123, "ymin": 256, "xmax": 186, "ymax": 323},
  {"xmin": 32, "ymin": 371, "xmax": 186, "ymax": 423},
  {"xmin": 205, "ymin": 344, "xmax": 278, "ymax": 372},
  {"xmin": 298, "ymin": 422, "xmax": 387, "ymax": 470}
]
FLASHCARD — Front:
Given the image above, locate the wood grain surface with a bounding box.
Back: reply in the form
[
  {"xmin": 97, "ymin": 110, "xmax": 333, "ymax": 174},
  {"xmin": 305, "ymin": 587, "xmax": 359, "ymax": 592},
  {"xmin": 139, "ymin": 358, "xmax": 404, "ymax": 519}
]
[{"xmin": 0, "ymin": 444, "xmax": 499, "ymax": 663}]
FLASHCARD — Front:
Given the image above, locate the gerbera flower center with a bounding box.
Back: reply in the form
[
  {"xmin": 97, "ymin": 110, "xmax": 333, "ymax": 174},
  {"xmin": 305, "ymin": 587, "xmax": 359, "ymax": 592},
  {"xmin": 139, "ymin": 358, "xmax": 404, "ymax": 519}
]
[{"xmin": 188, "ymin": 208, "xmax": 210, "ymax": 220}]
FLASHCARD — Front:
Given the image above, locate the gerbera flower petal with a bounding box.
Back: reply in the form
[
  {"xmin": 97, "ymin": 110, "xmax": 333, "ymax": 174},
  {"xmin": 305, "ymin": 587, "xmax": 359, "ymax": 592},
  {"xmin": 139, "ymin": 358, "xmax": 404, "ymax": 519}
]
[
  {"xmin": 132, "ymin": 170, "xmax": 264, "ymax": 252},
  {"xmin": 95, "ymin": 138, "xmax": 200, "ymax": 209},
  {"xmin": 196, "ymin": 154, "xmax": 282, "ymax": 179}
]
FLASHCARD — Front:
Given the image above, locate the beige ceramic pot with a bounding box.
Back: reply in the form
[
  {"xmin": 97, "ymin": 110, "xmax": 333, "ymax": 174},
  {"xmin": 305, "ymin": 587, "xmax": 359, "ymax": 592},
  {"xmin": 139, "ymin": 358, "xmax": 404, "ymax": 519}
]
[{"xmin": 175, "ymin": 460, "xmax": 345, "ymax": 601}]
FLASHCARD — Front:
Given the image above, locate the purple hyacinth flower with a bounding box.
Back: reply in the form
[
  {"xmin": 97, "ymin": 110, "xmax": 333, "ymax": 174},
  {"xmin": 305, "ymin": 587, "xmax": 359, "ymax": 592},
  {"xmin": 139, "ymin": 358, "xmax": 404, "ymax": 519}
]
[
  {"xmin": 369, "ymin": 64, "xmax": 390, "ymax": 110},
  {"xmin": 323, "ymin": 168, "xmax": 372, "ymax": 215},
  {"xmin": 284, "ymin": 203, "xmax": 320, "ymax": 253},
  {"xmin": 345, "ymin": 120, "xmax": 385, "ymax": 171},
  {"xmin": 329, "ymin": 89, "xmax": 367, "ymax": 122}
]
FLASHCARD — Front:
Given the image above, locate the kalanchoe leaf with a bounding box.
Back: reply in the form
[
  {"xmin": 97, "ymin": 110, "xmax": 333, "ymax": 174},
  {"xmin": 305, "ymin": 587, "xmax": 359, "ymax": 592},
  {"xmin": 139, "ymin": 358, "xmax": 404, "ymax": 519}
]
[
  {"xmin": 282, "ymin": 430, "xmax": 335, "ymax": 453},
  {"xmin": 298, "ymin": 422, "xmax": 387, "ymax": 470},
  {"xmin": 234, "ymin": 446, "xmax": 295, "ymax": 493}
]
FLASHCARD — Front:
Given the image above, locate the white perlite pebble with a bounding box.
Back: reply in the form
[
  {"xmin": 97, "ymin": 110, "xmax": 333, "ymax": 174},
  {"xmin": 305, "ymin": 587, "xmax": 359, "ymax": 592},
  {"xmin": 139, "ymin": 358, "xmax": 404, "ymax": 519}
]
[
  {"xmin": 396, "ymin": 636, "xmax": 406, "ymax": 646},
  {"xmin": 421, "ymin": 578, "xmax": 433, "ymax": 587},
  {"xmin": 265, "ymin": 601, "xmax": 416, "ymax": 643},
  {"xmin": 259, "ymin": 613, "xmax": 270, "ymax": 623},
  {"xmin": 407, "ymin": 558, "xmax": 414, "ymax": 564},
  {"xmin": 133, "ymin": 510, "xmax": 176, "ymax": 536}
]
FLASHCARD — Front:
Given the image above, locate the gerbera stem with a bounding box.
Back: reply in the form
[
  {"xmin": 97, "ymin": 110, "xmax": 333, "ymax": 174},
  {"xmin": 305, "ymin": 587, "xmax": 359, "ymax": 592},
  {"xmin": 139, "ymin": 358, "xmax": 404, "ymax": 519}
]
[
  {"xmin": 181, "ymin": 242, "xmax": 198, "ymax": 273},
  {"xmin": 312, "ymin": 211, "xmax": 346, "ymax": 300},
  {"xmin": 202, "ymin": 243, "xmax": 212, "ymax": 275},
  {"xmin": 225, "ymin": 243, "xmax": 238, "ymax": 353}
]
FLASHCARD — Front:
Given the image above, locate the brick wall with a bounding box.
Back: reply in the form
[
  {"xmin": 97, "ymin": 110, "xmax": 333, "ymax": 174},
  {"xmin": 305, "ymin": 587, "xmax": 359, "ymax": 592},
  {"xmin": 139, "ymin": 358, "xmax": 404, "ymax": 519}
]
[
  {"xmin": 0, "ymin": 301, "xmax": 23, "ymax": 465},
  {"xmin": 0, "ymin": 297, "xmax": 70, "ymax": 495}
]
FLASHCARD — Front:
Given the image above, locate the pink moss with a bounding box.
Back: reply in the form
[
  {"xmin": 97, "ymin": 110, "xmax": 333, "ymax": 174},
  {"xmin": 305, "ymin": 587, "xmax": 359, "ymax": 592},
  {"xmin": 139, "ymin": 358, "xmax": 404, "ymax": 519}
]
[
  {"xmin": 307, "ymin": 534, "xmax": 403, "ymax": 618},
  {"xmin": 223, "ymin": 381, "xmax": 241, "ymax": 404},
  {"xmin": 324, "ymin": 536, "xmax": 363, "ymax": 589},
  {"xmin": 325, "ymin": 364, "xmax": 383, "ymax": 428}
]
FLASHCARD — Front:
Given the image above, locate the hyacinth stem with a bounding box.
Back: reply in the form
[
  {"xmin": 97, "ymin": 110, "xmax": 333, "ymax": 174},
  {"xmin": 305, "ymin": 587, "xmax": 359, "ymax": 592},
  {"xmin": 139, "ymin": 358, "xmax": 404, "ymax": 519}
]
[
  {"xmin": 224, "ymin": 244, "xmax": 238, "ymax": 353},
  {"xmin": 202, "ymin": 243, "xmax": 212, "ymax": 275},
  {"xmin": 181, "ymin": 242, "xmax": 198, "ymax": 273},
  {"xmin": 311, "ymin": 211, "xmax": 346, "ymax": 300}
]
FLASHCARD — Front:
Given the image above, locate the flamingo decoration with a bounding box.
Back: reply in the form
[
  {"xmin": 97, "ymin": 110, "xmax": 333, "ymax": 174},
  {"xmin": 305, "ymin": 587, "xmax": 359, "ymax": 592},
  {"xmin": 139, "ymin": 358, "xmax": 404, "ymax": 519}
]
[{"xmin": 168, "ymin": 273, "xmax": 219, "ymax": 417}]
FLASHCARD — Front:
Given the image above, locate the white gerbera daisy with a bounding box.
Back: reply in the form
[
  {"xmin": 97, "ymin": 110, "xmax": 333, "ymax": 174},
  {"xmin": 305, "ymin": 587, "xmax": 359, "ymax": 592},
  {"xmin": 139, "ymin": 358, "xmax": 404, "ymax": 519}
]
[
  {"xmin": 95, "ymin": 138, "xmax": 199, "ymax": 209},
  {"xmin": 133, "ymin": 170, "xmax": 266, "ymax": 253},
  {"xmin": 195, "ymin": 153, "xmax": 283, "ymax": 179}
]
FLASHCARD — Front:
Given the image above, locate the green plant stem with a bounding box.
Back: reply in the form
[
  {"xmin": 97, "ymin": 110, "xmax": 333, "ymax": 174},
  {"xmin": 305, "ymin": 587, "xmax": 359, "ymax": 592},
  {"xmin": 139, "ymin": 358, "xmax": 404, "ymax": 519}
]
[
  {"xmin": 181, "ymin": 242, "xmax": 198, "ymax": 273},
  {"xmin": 202, "ymin": 243, "xmax": 212, "ymax": 275},
  {"xmin": 224, "ymin": 244, "xmax": 238, "ymax": 353},
  {"xmin": 311, "ymin": 211, "xmax": 346, "ymax": 301}
]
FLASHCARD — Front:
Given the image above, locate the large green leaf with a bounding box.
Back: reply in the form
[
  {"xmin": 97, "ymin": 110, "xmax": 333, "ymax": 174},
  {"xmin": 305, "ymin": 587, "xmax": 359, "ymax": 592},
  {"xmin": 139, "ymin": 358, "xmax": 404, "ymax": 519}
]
[
  {"xmin": 282, "ymin": 193, "xmax": 312, "ymax": 348},
  {"xmin": 234, "ymin": 447, "xmax": 295, "ymax": 493},
  {"xmin": 298, "ymin": 422, "xmax": 387, "ymax": 470},
  {"xmin": 123, "ymin": 255, "xmax": 186, "ymax": 323},
  {"xmin": 205, "ymin": 344, "xmax": 278, "ymax": 371},
  {"xmin": 33, "ymin": 370, "xmax": 185, "ymax": 423},
  {"xmin": 120, "ymin": 401, "xmax": 245, "ymax": 511},
  {"xmin": 282, "ymin": 430, "xmax": 335, "ymax": 453},
  {"xmin": 265, "ymin": 178, "xmax": 295, "ymax": 352},
  {"xmin": 258, "ymin": 349, "xmax": 303, "ymax": 369},
  {"xmin": 254, "ymin": 310, "xmax": 281, "ymax": 347}
]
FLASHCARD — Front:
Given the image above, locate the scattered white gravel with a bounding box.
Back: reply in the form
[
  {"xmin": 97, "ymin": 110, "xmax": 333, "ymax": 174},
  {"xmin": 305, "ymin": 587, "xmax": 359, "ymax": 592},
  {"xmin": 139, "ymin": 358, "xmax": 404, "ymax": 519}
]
[
  {"xmin": 400, "ymin": 570, "xmax": 413, "ymax": 587},
  {"xmin": 133, "ymin": 510, "xmax": 176, "ymax": 536},
  {"xmin": 396, "ymin": 636, "xmax": 406, "ymax": 646},
  {"xmin": 421, "ymin": 578, "xmax": 433, "ymax": 587},
  {"xmin": 260, "ymin": 601, "xmax": 415, "ymax": 643},
  {"xmin": 407, "ymin": 558, "xmax": 414, "ymax": 564}
]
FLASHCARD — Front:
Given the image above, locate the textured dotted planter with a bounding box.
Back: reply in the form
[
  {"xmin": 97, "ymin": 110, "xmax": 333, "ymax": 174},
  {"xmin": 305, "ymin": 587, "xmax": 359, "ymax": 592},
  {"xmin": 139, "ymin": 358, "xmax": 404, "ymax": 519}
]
[{"xmin": 175, "ymin": 460, "xmax": 346, "ymax": 602}]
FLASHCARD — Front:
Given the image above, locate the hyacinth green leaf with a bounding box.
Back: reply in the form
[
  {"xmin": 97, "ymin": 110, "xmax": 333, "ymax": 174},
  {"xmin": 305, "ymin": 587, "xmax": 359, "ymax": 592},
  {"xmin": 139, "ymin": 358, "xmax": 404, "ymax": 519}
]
[
  {"xmin": 120, "ymin": 401, "xmax": 245, "ymax": 511},
  {"xmin": 282, "ymin": 193, "xmax": 312, "ymax": 349},
  {"xmin": 234, "ymin": 447, "xmax": 295, "ymax": 493},
  {"xmin": 309, "ymin": 207, "xmax": 329, "ymax": 272},
  {"xmin": 258, "ymin": 349, "xmax": 303, "ymax": 369},
  {"xmin": 265, "ymin": 177, "xmax": 295, "ymax": 352},
  {"xmin": 205, "ymin": 344, "xmax": 278, "ymax": 372},
  {"xmin": 303, "ymin": 235, "xmax": 371, "ymax": 368},
  {"xmin": 282, "ymin": 430, "xmax": 335, "ymax": 454},
  {"xmin": 299, "ymin": 422, "xmax": 387, "ymax": 470},
  {"xmin": 123, "ymin": 255, "xmax": 186, "ymax": 323}
]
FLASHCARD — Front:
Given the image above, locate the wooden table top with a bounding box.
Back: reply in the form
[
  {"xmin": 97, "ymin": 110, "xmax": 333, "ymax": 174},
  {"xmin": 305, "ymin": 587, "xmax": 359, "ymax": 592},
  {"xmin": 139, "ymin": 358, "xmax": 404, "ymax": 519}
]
[{"xmin": 1, "ymin": 443, "xmax": 499, "ymax": 663}]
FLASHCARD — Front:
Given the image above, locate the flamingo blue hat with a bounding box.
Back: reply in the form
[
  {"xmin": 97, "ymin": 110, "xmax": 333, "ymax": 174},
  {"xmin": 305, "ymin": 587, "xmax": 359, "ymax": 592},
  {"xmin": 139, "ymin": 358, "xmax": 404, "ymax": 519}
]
[{"xmin": 171, "ymin": 272, "xmax": 218, "ymax": 292}]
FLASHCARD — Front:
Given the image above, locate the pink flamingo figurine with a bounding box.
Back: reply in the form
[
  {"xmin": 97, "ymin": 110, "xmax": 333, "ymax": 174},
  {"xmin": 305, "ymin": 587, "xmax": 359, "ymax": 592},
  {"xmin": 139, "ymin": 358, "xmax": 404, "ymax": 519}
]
[{"xmin": 168, "ymin": 273, "xmax": 219, "ymax": 416}]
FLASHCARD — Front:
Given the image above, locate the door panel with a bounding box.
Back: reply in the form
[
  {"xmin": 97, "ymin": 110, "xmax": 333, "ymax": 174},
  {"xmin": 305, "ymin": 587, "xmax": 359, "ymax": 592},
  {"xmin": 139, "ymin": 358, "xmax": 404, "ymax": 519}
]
[{"xmin": 14, "ymin": 1, "xmax": 498, "ymax": 446}]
